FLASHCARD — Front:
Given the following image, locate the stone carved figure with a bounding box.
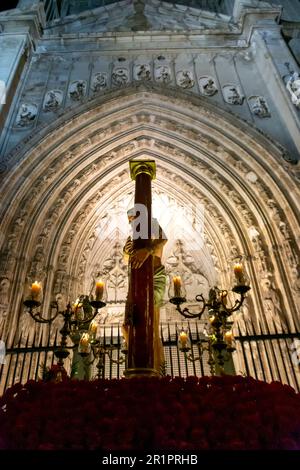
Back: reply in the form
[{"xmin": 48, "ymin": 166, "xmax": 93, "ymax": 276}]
[
  {"xmin": 267, "ymin": 199, "xmax": 282, "ymax": 224},
  {"xmin": 16, "ymin": 103, "xmax": 37, "ymax": 127},
  {"xmin": 278, "ymin": 222, "xmax": 299, "ymax": 269},
  {"xmin": 176, "ymin": 70, "xmax": 195, "ymax": 89},
  {"xmin": 69, "ymin": 80, "xmax": 86, "ymax": 101},
  {"xmin": 134, "ymin": 64, "xmax": 151, "ymax": 81},
  {"xmin": 17, "ymin": 309, "xmax": 36, "ymax": 346},
  {"xmin": 239, "ymin": 300, "xmax": 255, "ymax": 335},
  {"xmin": 155, "ymin": 65, "xmax": 171, "ymax": 83},
  {"xmin": 91, "ymin": 72, "xmax": 107, "ymax": 92},
  {"xmin": 198, "ymin": 76, "xmax": 218, "ymax": 96},
  {"xmin": 55, "ymin": 293, "xmax": 67, "ymax": 312},
  {"xmin": 30, "ymin": 248, "xmax": 45, "ymax": 275},
  {"xmin": 260, "ymin": 277, "xmax": 286, "ymax": 331},
  {"xmin": 53, "ymin": 270, "xmax": 69, "ymax": 296},
  {"xmin": 0, "ymin": 278, "xmax": 10, "ymax": 305},
  {"xmin": 111, "ymin": 68, "xmax": 129, "ymax": 87},
  {"xmin": 43, "ymin": 90, "xmax": 63, "ymax": 112},
  {"xmin": 249, "ymin": 226, "xmax": 269, "ymax": 276},
  {"xmin": 222, "ymin": 84, "xmax": 244, "ymax": 105},
  {"xmin": 286, "ymin": 72, "xmax": 300, "ymax": 108},
  {"xmin": 248, "ymin": 96, "xmax": 270, "ymax": 118}
]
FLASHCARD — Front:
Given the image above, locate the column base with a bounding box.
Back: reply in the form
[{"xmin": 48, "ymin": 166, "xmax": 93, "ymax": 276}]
[{"xmin": 123, "ymin": 367, "xmax": 160, "ymax": 378}]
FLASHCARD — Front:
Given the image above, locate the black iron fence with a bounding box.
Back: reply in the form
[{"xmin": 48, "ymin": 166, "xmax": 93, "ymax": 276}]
[{"xmin": 1, "ymin": 319, "xmax": 300, "ymax": 395}]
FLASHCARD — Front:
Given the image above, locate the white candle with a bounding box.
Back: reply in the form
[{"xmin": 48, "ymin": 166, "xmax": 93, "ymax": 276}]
[
  {"xmin": 31, "ymin": 281, "xmax": 42, "ymax": 301},
  {"xmin": 95, "ymin": 280, "xmax": 104, "ymax": 301},
  {"xmin": 233, "ymin": 263, "xmax": 244, "ymax": 282},
  {"xmin": 173, "ymin": 276, "xmax": 182, "ymax": 297},
  {"xmin": 179, "ymin": 331, "xmax": 188, "ymax": 348}
]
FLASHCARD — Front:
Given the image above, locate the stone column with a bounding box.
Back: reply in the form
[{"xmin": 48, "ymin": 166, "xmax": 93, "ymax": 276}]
[{"xmin": 124, "ymin": 160, "xmax": 157, "ymax": 378}]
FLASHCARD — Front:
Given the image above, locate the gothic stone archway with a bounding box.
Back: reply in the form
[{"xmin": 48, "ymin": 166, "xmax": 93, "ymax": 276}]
[{"xmin": 0, "ymin": 85, "xmax": 299, "ymax": 377}]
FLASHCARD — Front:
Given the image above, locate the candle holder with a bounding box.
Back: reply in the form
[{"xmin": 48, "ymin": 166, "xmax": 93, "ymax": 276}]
[
  {"xmin": 77, "ymin": 333, "xmax": 127, "ymax": 379},
  {"xmin": 168, "ymin": 274, "xmax": 187, "ymax": 308},
  {"xmin": 169, "ymin": 259, "xmax": 250, "ymax": 374},
  {"xmin": 177, "ymin": 326, "xmax": 236, "ymax": 376},
  {"xmin": 23, "ymin": 291, "xmax": 107, "ymax": 370},
  {"xmin": 177, "ymin": 327, "xmax": 191, "ymax": 352}
]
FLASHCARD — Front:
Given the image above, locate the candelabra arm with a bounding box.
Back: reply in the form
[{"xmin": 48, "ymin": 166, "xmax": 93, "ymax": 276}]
[
  {"xmin": 182, "ymin": 339, "xmax": 216, "ymax": 376},
  {"xmin": 24, "ymin": 300, "xmax": 60, "ymax": 324},
  {"xmin": 106, "ymin": 345, "xmax": 126, "ymax": 365},
  {"xmin": 184, "ymin": 351, "xmax": 201, "ymax": 363},
  {"xmin": 175, "ymin": 294, "xmax": 207, "ymax": 319},
  {"xmin": 75, "ymin": 308, "xmax": 99, "ymax": 326},
  {"xmin": 222, "ymin": 291, "xmax": 248, "ymax": 314}
]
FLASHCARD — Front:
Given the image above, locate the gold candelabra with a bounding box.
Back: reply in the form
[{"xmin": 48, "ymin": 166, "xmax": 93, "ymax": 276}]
[
  {"xmin": 23, "ymin": 280, "xmax": 126, "ymax": 378},
  {"xmin": 169, "ymin": 258, "xmax": 250, "ymax": 374}
]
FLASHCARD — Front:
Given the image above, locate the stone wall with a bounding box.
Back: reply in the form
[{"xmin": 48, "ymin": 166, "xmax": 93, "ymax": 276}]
[
  {"xmin": 0, "ymin": 0, "xmax": 299, "ymax": 354},
  {"xmin": 1, "ymin": 0, "xmax": 300, "ymax": 161}
]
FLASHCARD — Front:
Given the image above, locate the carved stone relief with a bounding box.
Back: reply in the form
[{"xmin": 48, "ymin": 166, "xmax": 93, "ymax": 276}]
[
  {"xmin": 97, "ymin": 241, "xmax": 128, "ymax": 303},
  {"xmin": 278, "ymin": 222, "xmax": 299, "ymax": 270},
  {"xmin": 222, "ymin": 84, "xmax": 244, "ymax": 105},
  {"xmin": 111, "ymin": 68, "xmax": 129, "ymax": 87},
  {"xmin": 43, "ymin": 90, "xmax": 63, "ymax": 112},
  {"xmin": 260, "ymin": 275, "xmax": 286, "ymax": 331},
  {"xmin": 248, "ymin": 96, "xmax": 270, "ymax": 118},
  {"xmin": 2, "ymin": 97, "xmax": 299, "ymax": 339},
  {"xmin": 154, "ymin": 65, "xmax": 171, "ymax": 83},
  {"xmin": 53, "ymin": 270, "xmax": 69, "ymax": 296},
  {"xmin": 16, "ymin": 103, "xmax": 37, "ymax": 127},
  {"xmin": 29, "ymin": 248, "xmax": 45, "ymax": 281},
  {"xmin": 68, "ymin": 80, "xmax": 87, "ymax": 101},
  {"xmin": 285, "ymin": 72, "xmax": 300, "ymax": 108},
  {"xmin": 176, "ymin": 70, "xmax": 195, "ymax": 89},
  {"xmin": 134, "ymin": 64, "xmax": 151, "ymax": 81},
  {"xmin": 91, "ymin": 72, "xmax": 107, "ymax": 92},
  {"xmin": 198, "ymin": 76, "xmax": 218, "ymax": 96},
  {"xmin": 165, "ymin": 240, "xmax": 210, "ymax": 301},
  {"xmin": 248, "ymin": 226, "xmax": 271, "ymax": 278},
  {"xmin": 0, "ymin": 277, "xmax": 10, "ymax": 306}
]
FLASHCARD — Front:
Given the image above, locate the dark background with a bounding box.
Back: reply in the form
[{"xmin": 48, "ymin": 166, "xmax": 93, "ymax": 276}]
[{"xmin": 0, "ymin": 1, "xmax": 18, "ymax": 13}]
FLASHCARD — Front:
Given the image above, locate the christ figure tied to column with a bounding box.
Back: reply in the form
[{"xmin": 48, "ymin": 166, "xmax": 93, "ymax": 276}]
[{"xmin": 122, "ymin": 207, "xmax": 167, "ymax": 375}]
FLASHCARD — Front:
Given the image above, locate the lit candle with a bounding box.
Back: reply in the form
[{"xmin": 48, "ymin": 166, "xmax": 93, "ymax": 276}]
[
  {"xmin": 220, "ymin": 291, "xmax": 228, "ymax": 305},
  {"xmin": 73, "ymin": 298, "xmax": 80, "ymax": 312},
  {"xmin": 73, "ymin": 298, "xmax": 84, "ymax": 320},
  {"xmin": 89, "ymin": 320, "xmax": 98, "ymax": 336},
  {"xmin": 179, "ymin": 331, "xmax": 188, "ymax": 348},
  {"xmin": 224, "ymin": 331, "xmax": 233, "ymax": 346},
  {"xmin": 173, "ymin": 276, "xmax": 182, "ymax": 297},
  {"xmin": 233, "ymin": 263, "xmax": 244, "ymax": 282},
  {"xmin": 79, "ymin": 333, "xmax": 90, "ymax": 353},
  {"xmin": 95, "ymin": 280, "xmax": 104, "ymax": 301},
  {"xmin": 31, "ymin": 281, "xmax": 42, "ymax": 301}
]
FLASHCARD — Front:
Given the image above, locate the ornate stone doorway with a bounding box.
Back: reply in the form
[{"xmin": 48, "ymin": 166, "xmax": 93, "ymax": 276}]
[{"xmin": 0, "ymin": 85, "xmax": 299, "ymax": 364}]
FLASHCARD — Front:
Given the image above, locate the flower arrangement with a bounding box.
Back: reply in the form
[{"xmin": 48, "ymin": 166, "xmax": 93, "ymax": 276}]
[{"xmin": 0, "ymin": 375, "xmax": 299, "ymax": 450}]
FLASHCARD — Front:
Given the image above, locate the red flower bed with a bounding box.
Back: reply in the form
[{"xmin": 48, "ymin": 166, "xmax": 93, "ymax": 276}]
[{"xmin": 0, "ymin": 375, "xmax": 300, "ymax": 450}]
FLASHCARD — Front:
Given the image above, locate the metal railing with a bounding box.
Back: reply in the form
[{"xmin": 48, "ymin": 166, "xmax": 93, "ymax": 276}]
[{"xmin": 1, "ymin": 318, "xmax": 300, "ymax": 395}]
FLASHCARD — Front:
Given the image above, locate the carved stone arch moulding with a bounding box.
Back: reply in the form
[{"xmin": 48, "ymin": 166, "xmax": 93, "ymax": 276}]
[{"xmin": 0, "ymin": 86, "xmax": 299, "ymax": 337}]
